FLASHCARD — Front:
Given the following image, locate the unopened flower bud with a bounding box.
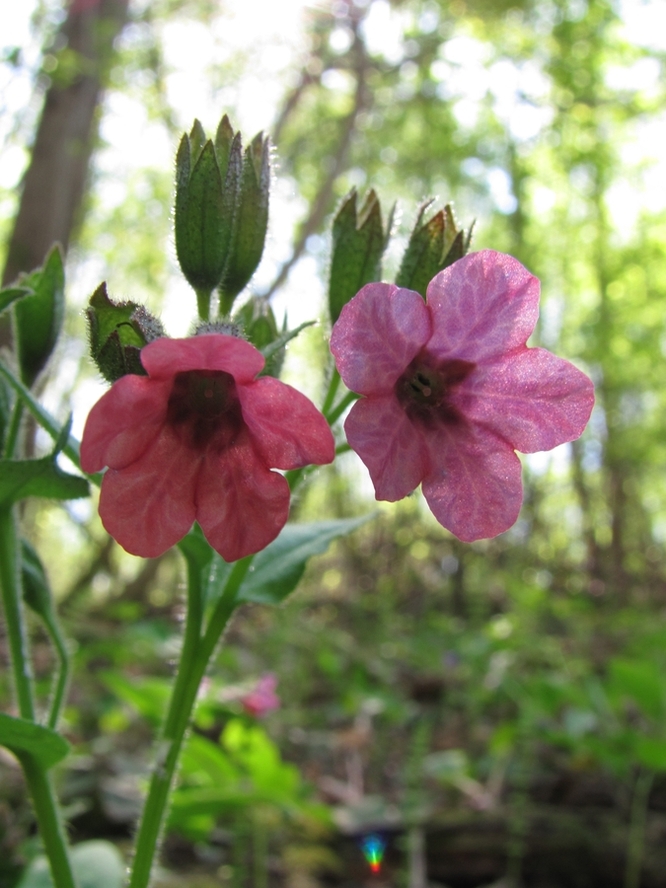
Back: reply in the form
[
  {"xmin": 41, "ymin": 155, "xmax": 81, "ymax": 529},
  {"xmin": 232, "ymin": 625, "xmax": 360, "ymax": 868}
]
[
  {"xmin": 86, "ymin": 283, "xmax": 165, "ymax": 383},
  {"xmin": 396, "ymin": 202, "xmax": 473, "ymax": 298},
  {"xmin": 328, "ymin": 188, "xmax": 392, "ymax": 324}
]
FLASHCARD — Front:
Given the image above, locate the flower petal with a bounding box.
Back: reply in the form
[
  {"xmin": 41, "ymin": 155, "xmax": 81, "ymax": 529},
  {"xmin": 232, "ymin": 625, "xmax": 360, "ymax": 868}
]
[
  {"xmin": 196, "ymin": 430, "xmax": 290, "ymax": 561},
  {"xmin": 422, "ymin": 422, "xmax": 523, "ymax": 541},
  {"xmin": 426, "ymin": 251, "xmax": 540, "ymax": 363},
  {"xmin": 452, "ymin": 347, "xmax": 595, "ymax": 453},
  {"xmin": 141, "ymin": 334, "xmax": 264, "ymax": 383},
  {"xmin": 344, "ymin": 396, "xmax": 430, "ymax": 501},
  {"xmin": 80, "ymin": 375, "xmax": 170, "ymax": 473},
  {"xmin": 98, "ymin": 426, "xmax": 200, "ymax": 557},
  {"xmin": 239, "ymin": 376, "xmax": 335, "ymax": 469},
  {"xmin": 331, "ymin": 283, "xmax": 431, "ymax": 395}
]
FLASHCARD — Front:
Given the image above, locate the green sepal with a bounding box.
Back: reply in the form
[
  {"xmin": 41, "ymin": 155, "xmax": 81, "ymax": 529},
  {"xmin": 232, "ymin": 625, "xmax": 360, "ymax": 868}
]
[
  {"xmin": 218, "ymin": 132, "xmax": 270, "ymax": 313},
  {"xmin": 395, "ymin": 201, "xmax": 472, "ymax": 297},
  {"xmin": 328, "ymin": 189, "xmax": 389, "ymax": 324},
  {"xmin": 233, "ymin": 297, "xmax": 303, "ymax": 377},
  {"xmin": 86, "ymin": 283, "xmax": 164, "ymax": 383},
  {"xmin": 0, "ymin": 415, "xmax": 89, "ymax": 507},
  {"xmin": 175, "ymin": 139, "xmax": 230, "ymax": 295},
  {"xmin": 13, "ymin": 245, "xmax": 65, "ymax": 388},
  {"xmin": 214, "ymin": 114, "xmax": 235, "ymax": 183},
  {"xmin": 188, "ymin": 118, "xmax": 207, "ymax": 165},
  {"xmin": 0, "ymin": 712, "xmax": 69, "ymax": 770},
  {"xmin": 258, "ymin": 320, "xmax": 315, "ymax": 378}
]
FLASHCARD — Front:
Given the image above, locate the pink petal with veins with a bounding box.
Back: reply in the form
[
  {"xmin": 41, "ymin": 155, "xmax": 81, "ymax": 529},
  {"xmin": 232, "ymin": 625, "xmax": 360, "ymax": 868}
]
[
  {"xmin": 426, "ymin": 251, "xmax": 540, "ymax": 364},
  {"xmin": 422, "ymin": 423, "xmax": 523, "ymax": 541},
  {"xmin": 239, "ymin": 376, "xmax": 335, "ymax": 469},
  {"xmin": 344, "ymin": 396, "xmax": 431, "ymax": 501},
  {"xmin": 452, "ymin": 347, "xmax": 595, "ymax": 453},
  {"xmin": 331, "ymin": 283, "xmax": 431, "ymax": 395}
]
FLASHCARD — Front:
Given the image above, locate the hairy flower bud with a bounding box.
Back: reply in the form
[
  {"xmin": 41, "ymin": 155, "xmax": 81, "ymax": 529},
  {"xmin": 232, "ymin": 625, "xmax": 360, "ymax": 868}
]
[
  {"xmin": 174, "ymin": 115, "xmax": 270, "ymax": 319},
  {"xmin": 86, "ymin": 283, "xmax": 165, "ymax": 383},
  {"xmin": 396, "ymin": 202, "xmax": 473, "ymax": 298},
  {"xmin": 328, "ymin": 189, "xmax": 392, "ymax": 324}
]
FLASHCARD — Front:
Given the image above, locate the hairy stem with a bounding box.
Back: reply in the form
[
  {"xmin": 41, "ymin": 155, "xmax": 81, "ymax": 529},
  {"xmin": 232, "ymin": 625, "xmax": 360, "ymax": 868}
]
[{"xmin": 128, "ymin": 555, "xmax": 252, "ymax": 888}]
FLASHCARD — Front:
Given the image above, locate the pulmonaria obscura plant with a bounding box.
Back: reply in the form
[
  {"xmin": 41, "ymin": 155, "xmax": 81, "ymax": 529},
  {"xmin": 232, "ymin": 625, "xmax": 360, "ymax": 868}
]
[{"xmin": 0, "ymin": 112, "xmax": 594, "ymax": 888}]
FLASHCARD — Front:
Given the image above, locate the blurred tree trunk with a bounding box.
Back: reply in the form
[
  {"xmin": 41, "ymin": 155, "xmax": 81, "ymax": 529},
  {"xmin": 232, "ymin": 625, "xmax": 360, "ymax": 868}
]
[{"xmin": 1, "ymin": 0, "xmax": 130, "ymax": 294}]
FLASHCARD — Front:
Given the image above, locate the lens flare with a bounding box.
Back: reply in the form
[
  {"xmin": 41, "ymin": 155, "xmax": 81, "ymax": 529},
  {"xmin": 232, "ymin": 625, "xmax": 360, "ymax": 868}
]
[{"xmin": 360, "ymin": 833, "xmax": 386, "ymax": 874}]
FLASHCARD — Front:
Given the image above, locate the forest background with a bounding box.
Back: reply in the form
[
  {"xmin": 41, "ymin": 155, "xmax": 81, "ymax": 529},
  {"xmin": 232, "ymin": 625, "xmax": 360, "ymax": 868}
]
[{"xmin": 1, "ymin": 0, "xmax": 666, "ymax": 886}]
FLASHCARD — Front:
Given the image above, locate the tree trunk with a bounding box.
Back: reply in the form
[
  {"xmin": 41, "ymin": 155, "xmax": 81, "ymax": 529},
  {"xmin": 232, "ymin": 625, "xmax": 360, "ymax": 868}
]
[{"xmin": 1, "ymin": 0, "xmax": 129, "ymax": 291}]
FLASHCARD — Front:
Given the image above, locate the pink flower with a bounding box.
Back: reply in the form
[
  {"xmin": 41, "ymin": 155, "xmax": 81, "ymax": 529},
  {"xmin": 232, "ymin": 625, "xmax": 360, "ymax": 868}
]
[
  {"xmin": 330, "ymin": 251, "xmax": 594, "ymax": 541},
  {"xmin": 80, "ymin": 334, "xmax": 335, "ymax": 561},
  {"xmin": 240, "ymin": 673, "xmax": 280, "ymax": 717}
]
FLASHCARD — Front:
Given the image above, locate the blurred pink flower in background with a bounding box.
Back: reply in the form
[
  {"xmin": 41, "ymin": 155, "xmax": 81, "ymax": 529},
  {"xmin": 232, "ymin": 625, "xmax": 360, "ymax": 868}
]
[
  {"xmin": 330, "ymin": 250, "xmax": 594, "ymax": 542},
  {"xmin": 80, "ymin": 334, "xmax": 334, "ymax": 562},
  {"xmin": 240, "ymin": 673, "xmax": 280, "ymax": 717}
]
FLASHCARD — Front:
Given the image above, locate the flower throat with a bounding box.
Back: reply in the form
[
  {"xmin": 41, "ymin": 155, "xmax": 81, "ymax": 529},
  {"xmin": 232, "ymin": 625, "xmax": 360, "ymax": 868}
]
[{"xmin": 395, "ymin": 353, "xmax": 476, "ymax": 426}]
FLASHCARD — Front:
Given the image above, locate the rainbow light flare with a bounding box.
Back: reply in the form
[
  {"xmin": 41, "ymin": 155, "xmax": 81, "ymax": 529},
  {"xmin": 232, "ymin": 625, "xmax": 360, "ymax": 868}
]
[{"xmin": 360, "ymin": 833, "xmax": 387, "ymax": 874}]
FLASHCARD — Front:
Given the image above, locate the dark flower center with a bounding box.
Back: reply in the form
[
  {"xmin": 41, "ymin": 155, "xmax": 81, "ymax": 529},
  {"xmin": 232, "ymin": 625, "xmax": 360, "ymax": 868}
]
[
  {"xmin": 167, "ymin": 370, "xmax": 244, "ymax": 450},
  {"xmin": 395, "ymin": 353, "xmax": 476, "ymax": 426}
]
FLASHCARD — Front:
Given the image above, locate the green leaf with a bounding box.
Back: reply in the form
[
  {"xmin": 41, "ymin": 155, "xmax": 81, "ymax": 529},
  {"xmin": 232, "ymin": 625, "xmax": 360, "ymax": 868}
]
[
  {"xmin": 0, "ymin": 361, "xmax": 84, "ymax": 474},
  {"xmin": 0, "ymin": 423, "xmax": 89, "ymax": 506},
  {"xmin": 636, "ymin": 736, "xmax": 666, "ymax": 772},
  {"xmin": 0, "ymin": 284, "xmax": 34, "ymax": 315},
  {"xmin": 0, "ymin": 712, "xmax": 69, "ymax": 769},
  {"xmin": 607, "ymin": 658, "xmax": 665, "ymax": 721},
  {"xmin": 14, "ymin": 245, "xmax": 65, "ymax": 388},
  {"xmin": 18, "ymin": 840, "xmax": 124, "ymax": 888},
  {"xmin": 237, "ymin": 516, "xmax": 371, "ymax": 606},
  {"xmin": 21, "ymin": 538, "xmax": 55, "ymax": 621}
]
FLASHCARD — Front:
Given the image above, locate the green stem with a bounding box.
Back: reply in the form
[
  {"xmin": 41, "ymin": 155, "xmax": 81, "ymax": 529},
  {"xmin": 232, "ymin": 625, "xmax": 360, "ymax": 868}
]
[
  {"xmin": 0, "ymin": 506, "xmax": 34, "ymax": 720},
  {"xmin": 128, "ymin": 556, "xmax": 252, "ymax": 888},
  {"xmin": 3, "ymin": 398, "xmax": 23, "ymax": 458},
  {"xmin": 196, "ymin": 288, "xmax": 212, "ymax": 321},
  {"xmin": 21, "ymin": 755, "xmax": 77, "ymax": 888},
  {"xmin": 45, "ymin": 614, "xmax": 70, "ymax": 731},
  {"xmin": 321, "ymin": 367, "xmax": 341, "ymax": 418},
  {"xmin": 0, "ymin": 509, "xmax": 76, "ymax": 888},
  {"xmin": 326, "ymin": 390, "xmax": 359, "ymax": 425},
  {"xmin": 625, "ymin": 769, "xmax": 653, "ymax": 888}
]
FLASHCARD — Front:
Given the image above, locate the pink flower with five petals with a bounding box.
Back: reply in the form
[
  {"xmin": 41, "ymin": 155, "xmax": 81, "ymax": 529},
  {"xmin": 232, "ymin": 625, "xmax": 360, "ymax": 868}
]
[
  {"xmin": 330, "ymin": 250, "xmax": 594, "ymax": 541},
  {"xmin": 80, "ymin": 334, "xmax": 335, "ymax": 561}
]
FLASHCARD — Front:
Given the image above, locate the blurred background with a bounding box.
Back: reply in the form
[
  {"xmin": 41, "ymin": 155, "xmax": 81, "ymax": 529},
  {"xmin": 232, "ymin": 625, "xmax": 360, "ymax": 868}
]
[{"xmin": 1, "ymin": 0, "xmax": 666, "ymax": 886}]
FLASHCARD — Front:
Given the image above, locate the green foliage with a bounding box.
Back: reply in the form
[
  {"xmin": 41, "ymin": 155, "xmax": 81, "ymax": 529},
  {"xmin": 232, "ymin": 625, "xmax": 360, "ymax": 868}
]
[
  {"xmin": 18, "ymin": 841, "xmax": 124, "ymax": 888},
  {"xmin": 0, "ymin": 713, "xmax": 69, "ymax": 770},
  {"xmin": 13, "ymin": 245, "xmax": 64, "ymax": 388},
  {"xmin": 237, "ymin": 516, "xmax": 371, "ymax": 606},
  {"xmin": 0, "ymin": 419, "xmax": 88, "ymax": 506}
]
